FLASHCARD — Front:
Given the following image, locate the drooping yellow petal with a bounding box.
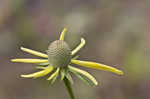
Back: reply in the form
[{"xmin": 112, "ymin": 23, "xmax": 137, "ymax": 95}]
[
  {"xmin": 47, "ymin": 68, "xmax": 60, "ymax": 80},
  {"xmin": 21, "ymin": 66, "xmax": 54, "ymax": 78},
  {"xmin": 68, "ymin": 65, "xmax": 98, "ymax": 85},
  {"xmin": 60, "ymin": 69, "xmax": 65, "ymax": 80},
  {"xmin": 71, "ymin": 59, "xmax": 123, "ymax": 75},
  {"xmin": 71, "ymin": 38, "xmax": 86, "ymax": 56},
  {"xmin": 21, "ymin": 47, "xmax": 48, "ymax": 58},
  {"xmin": 72, "ymin": 55, "xmax": 79, "ymax": 60},
  {"xmin": 36, "ymin": 66, "xmax": 47, "ymax": 69},
  {"xmin": 11, "ymin": 59, "xmax": 48, "ymax": 63},
  {"xmin": 59, "ymin": 28, "xmax": 67, "ymax": 40}
]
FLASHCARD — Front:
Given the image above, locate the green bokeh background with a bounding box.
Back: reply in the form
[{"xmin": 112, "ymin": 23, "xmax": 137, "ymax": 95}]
[{"xmin": 0, "ymin": 0, "xmax": 150, "ymax": 99}]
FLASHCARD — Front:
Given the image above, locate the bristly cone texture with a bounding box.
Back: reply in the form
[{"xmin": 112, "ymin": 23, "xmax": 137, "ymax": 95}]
[{"xmin": 47, "ymin": 40, "xmax": 72, "ymax": 67}]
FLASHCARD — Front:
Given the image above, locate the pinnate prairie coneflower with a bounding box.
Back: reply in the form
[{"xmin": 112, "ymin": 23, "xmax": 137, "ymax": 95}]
[{"xmin": 11, "ymin": 28, "xmax": 123, "ymax": 99}]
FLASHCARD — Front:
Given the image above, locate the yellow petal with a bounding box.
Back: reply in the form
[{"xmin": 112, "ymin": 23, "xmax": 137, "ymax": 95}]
[
  {"xmin": 71, "ymin": 59, "xmax": 123, "ymax": 75},
  {"xmin": 21, "ymin": 66, "xmax": 54, "ymax": 78},
  {"xmin": 59, "ymin": 28, "xmax": 67, "ymax": 40},
  {"xmin": 72, "ymin": 55, "xmax": 79, "ymax": 60},
  {"xmin": 21, "ymin": 47, "xmax": 48, "ymax": 58},
  {"xmin": 11, "ymin": 59, "xmax": 48, "ymax": 63},
  {"xmin": 60, "ymin": 69, "xmax": 65, "ymax": 80},
  {"xmin": 36, "ymin": 66, "xmax": 47, "ymax": 69},
  {"xmin": 68, "ymin": 65, "xmax": 98, "ymax": 85},
  {"xmin": 71, "ymin": 38, "xmax": 86, "ymax": 56},
  {"xmin": 47, "ymin": 68, "xmax": 60, "ymax": 80}
]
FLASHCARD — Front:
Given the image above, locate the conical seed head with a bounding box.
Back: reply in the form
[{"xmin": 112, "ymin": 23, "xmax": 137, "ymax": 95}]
[{"xmin": 47, "ymin": 40, "xmax": 71, "ymax": 67}]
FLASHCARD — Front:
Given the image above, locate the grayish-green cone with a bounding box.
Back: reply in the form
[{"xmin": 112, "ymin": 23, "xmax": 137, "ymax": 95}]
[{"xmin": 47, "ymin": 40, "xmax": 71, "ymax": 67}]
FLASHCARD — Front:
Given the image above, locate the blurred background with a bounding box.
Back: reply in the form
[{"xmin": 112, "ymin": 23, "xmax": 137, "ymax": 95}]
[{"xmin": 0, "ymin": 0, "xmax": 150, "ymax": 99}]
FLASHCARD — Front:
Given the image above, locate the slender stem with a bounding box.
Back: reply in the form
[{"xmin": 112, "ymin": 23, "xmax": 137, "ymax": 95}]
[{"xmin": 63, "ymin": 77, "xmax": 75, "ymax": 99}]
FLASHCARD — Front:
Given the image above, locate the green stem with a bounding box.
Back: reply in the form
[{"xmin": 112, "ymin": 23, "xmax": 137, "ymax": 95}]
[{"xmin": 63, "ymin": 77, "xmax": 75, "ymax": 99}]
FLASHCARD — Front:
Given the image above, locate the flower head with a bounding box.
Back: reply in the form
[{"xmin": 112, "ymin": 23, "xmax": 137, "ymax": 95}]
[{"xmin": 11, "ymin": 28, "xmax": 123, "ymax": 86}]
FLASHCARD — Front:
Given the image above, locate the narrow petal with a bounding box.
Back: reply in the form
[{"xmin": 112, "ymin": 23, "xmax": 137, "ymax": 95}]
[
  {"xmin": 72, "ymin": 55, "xmax": 79, "ymax": 60},
  {"xmin": 59, "ymin": 28, "xmax": 67, "ymax": 40},
  {"xmin": 65, "ymin": 72, "xmax": 74, "ymax": 84},
  {"xmin": 71, "ymin": 59, "xmax": 123, "ymax": 75},
  {"xmin": 68, "ymin": 65, "xmax": 98, "ymax": 85},
  {"xmin": 11, "ymin": 59, "xmax": 48, "ymax": 63},
  {"xmin": 37, "ymin": 62, "xmax": 49, "ymax": 66},
  {"xmin": 21, "ymin": 66, "xmax": 54, "ymax": 78},
  {"xmin": 21, "ymin": 47, "xmax": 48, "ymax": 58},
  {"xmin": 36, "ymin": 66, "xmax": 47, "ymax": 69},
  {"xmin": 70, "ymin": 69, "xmax": 95, "ymax": 86},
  {"xmin": 60, "ymin": 69, "xmax": 65, "ymax": 80},
  {"xmin": 47, "ymin": 68, "xmax": 60, "ymax": 80},
  {"xmin": 71, "ymin": 38, "xmax": 86, "ymax": 56}
]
